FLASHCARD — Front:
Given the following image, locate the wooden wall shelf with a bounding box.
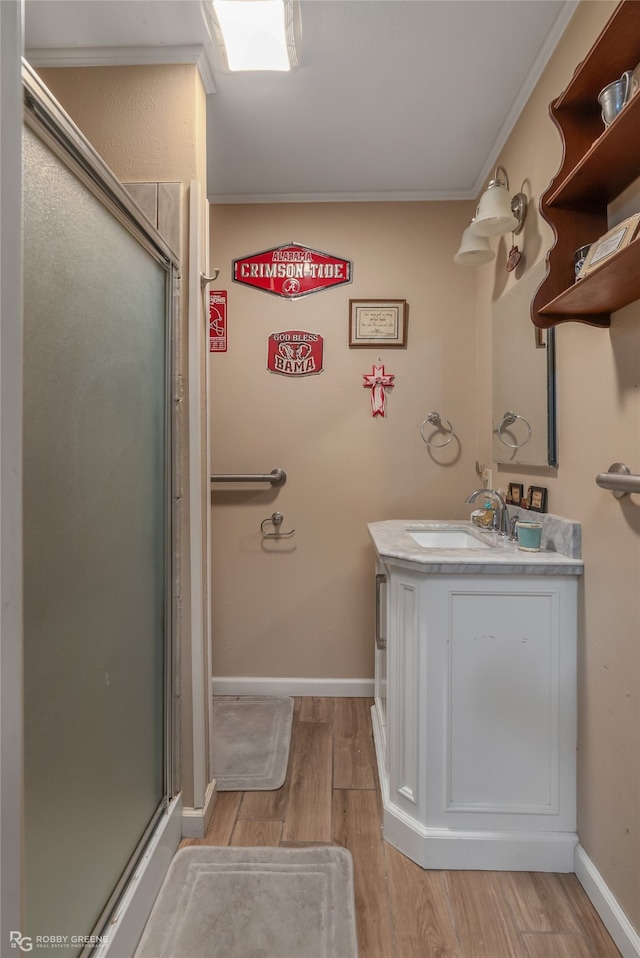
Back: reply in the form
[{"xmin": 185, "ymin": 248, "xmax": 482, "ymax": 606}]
[{"xmin": 532, "ymin": 0, "xmax": 640, "ymax": 329}]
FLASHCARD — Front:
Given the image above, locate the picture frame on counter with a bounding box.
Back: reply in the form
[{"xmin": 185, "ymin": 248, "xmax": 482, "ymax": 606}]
[
  {"xmin": 349, "ymin": 299, "xmax": 407, "ymax": 347},
  {"xmin": 527, "ymin": 485, "xmax": 548, "ymax": 513},
  {"xmin": 578, "ymin": 212, "xmax": 640, "ymax": 279},
  {"xmin": 507, "ymin": 482, "xmax": 524, "ymax": 505}
]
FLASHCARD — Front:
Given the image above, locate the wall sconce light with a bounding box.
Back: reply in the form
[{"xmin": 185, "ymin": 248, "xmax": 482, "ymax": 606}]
[
  {"xmin": 453, "ymin": 220, "xmax": 495, "ymax": 266},
  {"xmin": 454, "ymin": 166, "xmax": 527, "ymax": 266},
  {"xmin": 473, "ymin": 166, "xmax": 527, "ymax": 237}
]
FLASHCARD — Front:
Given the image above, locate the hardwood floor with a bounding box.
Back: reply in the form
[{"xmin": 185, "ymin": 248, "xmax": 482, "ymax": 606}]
[{"xmin": 182, "ymin": 697, "xmax": 622, "ymax": 958}]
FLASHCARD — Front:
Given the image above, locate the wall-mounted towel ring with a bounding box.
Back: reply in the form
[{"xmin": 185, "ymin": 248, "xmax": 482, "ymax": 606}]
[
  {"xmin": 497, "ymin": 410, "xmax": 532, "ymax": 448},
  {"xmin": 420, "ymin": 412, "xmax": 455, "ymax": 448},
  {"xmin": 261, "ymin": 511, "xmax": 295, "ymax": 539}
]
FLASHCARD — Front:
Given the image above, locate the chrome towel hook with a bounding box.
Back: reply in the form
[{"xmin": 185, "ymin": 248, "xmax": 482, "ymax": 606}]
[
  {"xmin": 420, "ymin": 411, "xmax": 455, "ymax": 448},
  {"xmin": 261, "ymin": 512, "xmax": 295, "ymax": 539},
  {"xmin": 200, "ymin": 268, "xmax": 220, "ymax": 288}
]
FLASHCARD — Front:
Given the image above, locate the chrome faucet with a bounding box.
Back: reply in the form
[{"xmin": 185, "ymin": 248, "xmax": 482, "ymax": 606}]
[{"xmin": 465, "ymin": 488, "xmax": 510, "ymax": 536}]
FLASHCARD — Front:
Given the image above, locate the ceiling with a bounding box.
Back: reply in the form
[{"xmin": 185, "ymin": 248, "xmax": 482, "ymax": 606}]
[{"xmin": 24, "ymin": 0, "xmax": 578, "ymax": 204}]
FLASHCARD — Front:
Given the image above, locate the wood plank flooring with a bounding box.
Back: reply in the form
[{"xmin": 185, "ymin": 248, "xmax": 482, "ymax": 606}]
[{"xmin": 182, "ymin": 697, "xmax": 622, "ymax": 958}]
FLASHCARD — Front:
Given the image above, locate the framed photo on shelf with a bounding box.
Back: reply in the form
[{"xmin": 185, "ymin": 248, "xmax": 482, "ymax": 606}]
[
  {"xmin": 349, "ymin": 299, "xmax": 407, "ymax": 347},
  {"xmin": 527, "ymin": 485, "xmax": 548, "ymax": 513},
  {"xmin": 507, "ymin": 482, "xmax": 524, "ymax": 505},
  {"xmin": 579, "ymin": 213, "xmax": 640, "ymax": 279}
]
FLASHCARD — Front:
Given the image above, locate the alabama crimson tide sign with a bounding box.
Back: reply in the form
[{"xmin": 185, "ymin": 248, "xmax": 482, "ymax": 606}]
[
  {"xmin": 233, "ymin": 242, "xmax": 352, "ymax": 300},
  {"xmin": 267, "ymin": 331, "xmax": 324, "ymax": 376}
]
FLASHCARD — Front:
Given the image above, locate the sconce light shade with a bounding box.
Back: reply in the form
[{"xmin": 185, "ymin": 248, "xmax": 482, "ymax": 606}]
[
  {"xmin": 472, "ymin": 165, "xmax": 527, "ymax": 237},
  {"xmin": 453, "ymin": 223, "xmax": 496, "ymax": 266}
]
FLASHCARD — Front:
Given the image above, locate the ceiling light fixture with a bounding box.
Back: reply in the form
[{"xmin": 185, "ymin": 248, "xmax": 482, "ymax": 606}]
[{"xmin": 213, "ymin": 0, "xmax": 299, "ymax": 72}]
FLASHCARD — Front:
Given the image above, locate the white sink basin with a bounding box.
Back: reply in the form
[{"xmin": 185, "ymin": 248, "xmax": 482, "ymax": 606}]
[{"xmin": 407, "ymin": 529, "xmax": 491, "ymax": 549}]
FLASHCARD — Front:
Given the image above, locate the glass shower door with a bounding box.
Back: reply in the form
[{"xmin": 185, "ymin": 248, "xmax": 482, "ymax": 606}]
[{"xmin": 22, "ymin": 88, "xmax": 175, "ymax": 955}]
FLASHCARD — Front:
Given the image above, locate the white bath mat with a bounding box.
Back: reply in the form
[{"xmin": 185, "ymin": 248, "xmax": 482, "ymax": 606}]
[
  {"xmin": 134, "ymin": 846, "xmax": 358, "ymax": 958},
  {"xmin": 212, "ymin": 695, "xmax": 294, "ymax": 791}
]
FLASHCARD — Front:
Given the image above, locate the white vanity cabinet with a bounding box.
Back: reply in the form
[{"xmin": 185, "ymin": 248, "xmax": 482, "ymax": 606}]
[{"xmin": 368, "ymin": 520, "xmax": 583, "ymax": 872}]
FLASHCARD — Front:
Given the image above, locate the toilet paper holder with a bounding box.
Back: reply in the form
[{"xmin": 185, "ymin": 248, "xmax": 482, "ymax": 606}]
[{"xmin": 261, "ymin": 512, "xmax": 295, "ymax": 539}]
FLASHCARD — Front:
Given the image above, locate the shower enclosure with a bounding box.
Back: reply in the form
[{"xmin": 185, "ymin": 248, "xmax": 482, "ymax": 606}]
[{"xmin": 22, "ymin": 64, "xmax": 178, "ymax": 957}]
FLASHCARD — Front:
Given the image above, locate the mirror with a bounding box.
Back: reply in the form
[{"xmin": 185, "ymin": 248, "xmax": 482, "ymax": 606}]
[{"xmin": 492, "ymin": 260, "xmax": 557, "ymax": 467}]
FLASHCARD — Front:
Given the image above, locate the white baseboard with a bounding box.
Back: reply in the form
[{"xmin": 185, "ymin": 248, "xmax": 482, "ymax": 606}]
[
  {"xmin": 95, "ymin": 794, "xmax": 182, "ymax": 958},
  {"xmin": 181, "ymin": 779, "xmax": 217, "ymax": 839},
  {"xmin": 574, "ymin": 844, "xmax": 640, "ymax": 958},
  {"xmin": 211, "ymin": 676, "xmax": 374, "ymax": 697}
]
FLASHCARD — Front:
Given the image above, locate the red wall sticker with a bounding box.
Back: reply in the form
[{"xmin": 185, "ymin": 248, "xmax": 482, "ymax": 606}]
[
  {"xmin": 267, "ymin": 331, "xmax": 324, "ymax": 376},
  {"xmin": 234, "ymin": 243, "xmax": 352, "ymax": 300},
  {"xmin": 209, "ymin": 290, "xmax": 227, "ymax": 352}
]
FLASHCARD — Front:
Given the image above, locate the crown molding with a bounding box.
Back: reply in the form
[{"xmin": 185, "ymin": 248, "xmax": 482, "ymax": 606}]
[
  {"xmin": 207, "ymin": 189, "xmax": 476, "ymax": 205},
  {"xmin": 25, "ymin": 43, "xmax": 218, "ymax": 94}
]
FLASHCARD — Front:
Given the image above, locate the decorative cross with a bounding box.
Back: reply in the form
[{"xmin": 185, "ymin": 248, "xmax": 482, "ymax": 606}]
[{"xmin": 363, "ymin": 364, "xmax": 395, "ymax": 417}]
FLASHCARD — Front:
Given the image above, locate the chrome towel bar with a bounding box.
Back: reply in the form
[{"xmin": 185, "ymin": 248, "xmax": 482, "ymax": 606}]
[
  {"xmin": 595, "ymin": 462, "xmax": 640, "ymax": 498},
  {"xmin": 211, "ymin": 468, "xmax": 286, "ymax": 486}
]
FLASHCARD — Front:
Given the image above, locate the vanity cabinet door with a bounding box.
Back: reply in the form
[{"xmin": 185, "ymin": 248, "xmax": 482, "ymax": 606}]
[{"xmin": 424, "ymin": 574, "xmax": 577, "ymax": 833}]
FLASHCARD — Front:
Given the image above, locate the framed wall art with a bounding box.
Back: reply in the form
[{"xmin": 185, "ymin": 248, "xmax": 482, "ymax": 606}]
[
  {"xmin": 579, "ymin": 213, "xmax": 640, "ymax": 279},
  {"xmin": 349, "ymin": 299, "xmax": 407, "ymax": 348},
  {"xmin": 507, "ymin": 482, "xmax": 524, "ymax": 505},
  {"xmin": 527, "ymin": 485, "xmax": 548, "ymax": 513}
]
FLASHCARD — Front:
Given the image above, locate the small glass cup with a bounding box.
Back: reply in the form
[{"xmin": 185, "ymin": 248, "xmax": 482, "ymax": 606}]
[{"xmin": 516, "ymin": 520, "xmax": 542, "ymax": 552}]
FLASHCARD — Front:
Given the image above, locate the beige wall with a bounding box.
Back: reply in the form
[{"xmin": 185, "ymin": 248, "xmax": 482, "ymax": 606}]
[
  {"xmin": 475, "ymin": 0, "xmax": 639, "ymax": 932},
  {"xmin": 38, "ymin": 64, "xmax": 211, "ymax": 809},
  {"xmin": 39, "ymin": 65, "xmax": 202, "ymax": 183},
  {"xmin": 39, "ymin": 64, "xmax": 204, "ymax": 283},
  {"xmin": 210, "ymin": 0, "xmax": 638, "ymax": 933},
  {"xmin": 209, "ymin": 200, "xmax": 476, "ymax": 679}
]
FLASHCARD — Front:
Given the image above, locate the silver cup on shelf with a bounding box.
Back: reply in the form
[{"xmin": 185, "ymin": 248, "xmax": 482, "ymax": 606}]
[{"xmin": 598, "ymin": 71, "xmax": 633, "ymax": 126}]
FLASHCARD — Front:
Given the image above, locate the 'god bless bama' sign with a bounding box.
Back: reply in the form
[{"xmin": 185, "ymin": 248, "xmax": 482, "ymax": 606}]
[
  {"xmin": 233, "ymin": 243, "xmax": 351, "ymax": 300},
  {"xmin": 267, "ymin": 331, "xmax": 323, "ymax": 377}
]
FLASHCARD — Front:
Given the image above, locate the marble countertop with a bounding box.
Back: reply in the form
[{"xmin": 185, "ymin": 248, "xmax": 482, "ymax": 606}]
[{"xmin": 368, "ymin": 520, "xmax": 584, "ymax": 575}]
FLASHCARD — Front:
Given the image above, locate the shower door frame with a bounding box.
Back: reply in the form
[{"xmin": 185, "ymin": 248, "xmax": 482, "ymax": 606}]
[
  {"xmin": 21, "ymin": 61, "xmax": 181, "ymax": 956},
  {"xmin": 1, "ymin": 0, "xmax": 24, "ymax": 942}
]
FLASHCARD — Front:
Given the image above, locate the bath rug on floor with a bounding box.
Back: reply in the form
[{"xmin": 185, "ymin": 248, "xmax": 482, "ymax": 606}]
[
  {"xmin": 134, "ymin": 846, "xmax": 358, "ymax": 958},
  {"xmin": 212, "ymin": 695, "xmax": 294, "ymax": 790}
]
